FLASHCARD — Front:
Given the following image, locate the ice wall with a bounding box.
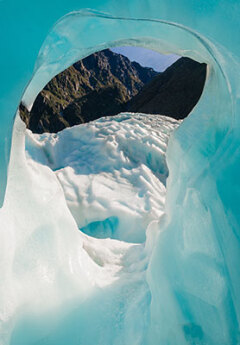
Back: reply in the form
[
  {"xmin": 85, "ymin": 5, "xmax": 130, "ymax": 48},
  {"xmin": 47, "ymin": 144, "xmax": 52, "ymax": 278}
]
[{"xmin": 1, "ymin": 0, "xmax": 240, "ymax": 344}]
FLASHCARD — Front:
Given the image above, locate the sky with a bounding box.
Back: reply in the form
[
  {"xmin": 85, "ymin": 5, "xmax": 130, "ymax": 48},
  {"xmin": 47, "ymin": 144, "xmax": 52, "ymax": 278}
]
[{"xmin": 111, "ymin": 46, "xmax": 180, "ymax": 72}]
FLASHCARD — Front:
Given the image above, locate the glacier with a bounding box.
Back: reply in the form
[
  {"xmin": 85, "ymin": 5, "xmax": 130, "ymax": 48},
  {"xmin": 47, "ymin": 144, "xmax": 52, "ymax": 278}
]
[
  {"xmin": 3, "ymin": 113, "xmax": 180, "ymax": 345},
  {"xmin": 25, "ymin": 113, "xmax": 179, "ymax": 243},
  {"xmin": 1, "ymin": 0, "xmax": 240, "ymax": 344}
]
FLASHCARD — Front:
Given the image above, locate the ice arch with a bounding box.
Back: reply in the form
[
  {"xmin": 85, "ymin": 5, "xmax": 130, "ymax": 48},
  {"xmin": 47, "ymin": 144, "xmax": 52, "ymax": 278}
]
[{"xmin": 1, "ymin": 2, "xmax": 240, "ymax": 345}]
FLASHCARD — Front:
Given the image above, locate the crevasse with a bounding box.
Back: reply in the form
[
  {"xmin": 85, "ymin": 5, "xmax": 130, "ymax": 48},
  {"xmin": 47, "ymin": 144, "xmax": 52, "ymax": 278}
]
[{"xmin": 0, "ymin": 2, "xmax": 240, "ymax": 345}]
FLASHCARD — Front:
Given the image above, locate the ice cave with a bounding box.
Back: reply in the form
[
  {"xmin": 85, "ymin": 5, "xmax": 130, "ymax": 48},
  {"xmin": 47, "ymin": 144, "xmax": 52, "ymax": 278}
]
[{"xmin": 1, "ymin": 1, "xmax": 240, "ymax": 344}]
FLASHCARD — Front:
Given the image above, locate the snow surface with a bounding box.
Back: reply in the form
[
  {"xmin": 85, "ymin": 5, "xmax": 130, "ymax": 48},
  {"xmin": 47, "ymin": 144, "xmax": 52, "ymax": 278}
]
[{"xmin": 26, "ymin": 113, "xmax": 180, "ymax": 243}]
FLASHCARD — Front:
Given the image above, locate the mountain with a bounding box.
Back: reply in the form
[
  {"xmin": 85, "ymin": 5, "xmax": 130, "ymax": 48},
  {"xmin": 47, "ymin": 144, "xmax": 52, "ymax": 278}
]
[
  {"xmin": 127, "ymin": 57, "xmax": 207, "ymax": 119},
  {"xmin": 20, "ymin": 51, "xmax": 207, "ymax": 134},
  {"xmin": 20, "ymin": 49, "xmax": 157, "ymax": 133}
]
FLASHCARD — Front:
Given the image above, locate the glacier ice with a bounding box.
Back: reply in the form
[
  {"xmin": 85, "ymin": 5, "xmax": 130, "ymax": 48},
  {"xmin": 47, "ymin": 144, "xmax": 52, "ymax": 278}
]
[
  {"xmin": 1, "ymin": 1, "xmax": 240, "ymax": 344},
  {"xmin": 25, "ymin": 114, "xmax": 179, "ymax": 243},
  {"xmin": 2, "ymin": 113, "xmax": 179, "ymax": 345}
]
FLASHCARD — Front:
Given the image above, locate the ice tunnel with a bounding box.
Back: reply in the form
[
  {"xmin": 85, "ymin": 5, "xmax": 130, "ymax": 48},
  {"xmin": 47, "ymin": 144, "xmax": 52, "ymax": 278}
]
[{"xmin": 1, "ymin": 1, "xmax": 240, "ymax": 344}]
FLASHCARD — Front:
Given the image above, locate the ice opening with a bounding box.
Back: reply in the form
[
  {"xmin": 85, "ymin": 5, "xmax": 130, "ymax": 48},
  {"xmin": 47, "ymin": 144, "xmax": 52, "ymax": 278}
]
[
  {"xmin": 80, "ymin": 216, "xmax": 119, "ymax": 239},
  {"xmin": 22, "ymin": 45, "xmax": 206, "ymax": 243}
]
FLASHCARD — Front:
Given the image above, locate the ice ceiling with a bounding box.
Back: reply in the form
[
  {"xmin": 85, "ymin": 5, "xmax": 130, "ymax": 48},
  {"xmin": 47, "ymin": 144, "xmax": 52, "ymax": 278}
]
[{"xmin": 1, "ymin": 0, "xmax": 240, "ymax": 344}]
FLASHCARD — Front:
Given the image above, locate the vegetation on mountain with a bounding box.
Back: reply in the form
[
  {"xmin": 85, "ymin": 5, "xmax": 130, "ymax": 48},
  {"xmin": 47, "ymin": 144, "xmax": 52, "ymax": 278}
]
[
  {"xmin": 20, "ymin": 49, "xmax": 206, "ymax": 133},
  {"xmin": 20, "ymin": 49, "xmax": 157, "ymax": 133}
]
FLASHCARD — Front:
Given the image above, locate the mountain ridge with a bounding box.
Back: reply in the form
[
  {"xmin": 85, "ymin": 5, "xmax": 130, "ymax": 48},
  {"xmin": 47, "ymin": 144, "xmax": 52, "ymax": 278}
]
[
  {"xmin": 20, "ymin": 50, "xmax": 206, "ymax": 133},
  {"xmin": 127, "ymin": 57, "xmax": 207, "ymax": 119},
  {"xmin": 20, "ymin": 49, "xmax": 157, "ymax": 133}
]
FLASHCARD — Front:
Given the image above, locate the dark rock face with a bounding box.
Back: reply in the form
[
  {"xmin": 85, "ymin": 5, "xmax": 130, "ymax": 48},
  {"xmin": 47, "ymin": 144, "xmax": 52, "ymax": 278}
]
[
  {"xmin": 62, "ymin": 85, "xmax": 129, "ymax": 124},
  {"xmin": 20, "ymin": 50, "xmax": 207, "ymax": 134},
  {"xmin": 20, "ymin": 49, "xmax": 157, "ymax": 133},
  {"xmin": 127, "ymin": 57, "xmax": 207, "ymax": 119}
]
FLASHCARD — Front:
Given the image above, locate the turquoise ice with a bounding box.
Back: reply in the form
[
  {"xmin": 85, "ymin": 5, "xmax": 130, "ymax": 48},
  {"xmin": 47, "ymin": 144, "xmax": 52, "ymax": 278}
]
[{"xmin": 0, "ymin": 0, "xmax": 240, "ymax": 344}]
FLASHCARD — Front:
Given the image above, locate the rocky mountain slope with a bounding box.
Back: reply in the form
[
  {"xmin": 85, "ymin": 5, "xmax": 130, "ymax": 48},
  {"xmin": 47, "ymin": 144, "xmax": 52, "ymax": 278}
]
[
  {"xmin": 20, "ymin": 49, "xmax": 157, "ymax": 133},
  {"xmin": 20, "ymin": 50, "xmax": 207, "ymax": 133},
  {"xmin": 127, "ymin": 57, "xmax": 207, "ymax": 119}
]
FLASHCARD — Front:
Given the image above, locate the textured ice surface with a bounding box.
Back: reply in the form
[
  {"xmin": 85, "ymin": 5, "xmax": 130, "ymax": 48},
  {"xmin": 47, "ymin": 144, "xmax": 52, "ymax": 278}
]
[
  {"xmin": 26, "ymin": 113, "xmax": 179, "ymax": 243},
  {"xmin": 1, "ymin": 1, "xmax": 240, "ymax": 344}
]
